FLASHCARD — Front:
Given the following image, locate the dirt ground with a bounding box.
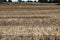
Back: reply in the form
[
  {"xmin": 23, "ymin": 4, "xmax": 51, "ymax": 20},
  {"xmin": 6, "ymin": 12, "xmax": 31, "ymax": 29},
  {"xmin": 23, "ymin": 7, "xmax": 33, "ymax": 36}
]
[{"xmin": 0, "ymin": 2, "xmax": 60, "ymax": 40}]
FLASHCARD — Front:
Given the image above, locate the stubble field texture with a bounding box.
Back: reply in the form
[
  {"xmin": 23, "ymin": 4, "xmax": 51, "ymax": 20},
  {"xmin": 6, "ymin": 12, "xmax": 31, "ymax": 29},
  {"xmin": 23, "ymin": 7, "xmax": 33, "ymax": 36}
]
[{"xmin": 0, "ymin": 2, "xmax": 60, "ymax": 40}]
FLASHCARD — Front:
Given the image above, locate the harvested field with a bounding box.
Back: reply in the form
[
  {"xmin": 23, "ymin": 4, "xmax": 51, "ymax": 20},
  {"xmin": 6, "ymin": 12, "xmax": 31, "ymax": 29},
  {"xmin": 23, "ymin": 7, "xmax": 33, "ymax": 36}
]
[{"xmin": 0, "ymin": 2, "xmax": 60, "ymax": 40}]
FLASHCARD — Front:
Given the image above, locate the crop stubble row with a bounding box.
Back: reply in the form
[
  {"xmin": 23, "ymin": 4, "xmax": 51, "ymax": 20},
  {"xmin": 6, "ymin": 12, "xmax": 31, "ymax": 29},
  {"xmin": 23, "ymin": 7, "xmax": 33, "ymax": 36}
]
[{"xmin": 0, "ymin": 3, "xmax": 60, "ymax": 40}]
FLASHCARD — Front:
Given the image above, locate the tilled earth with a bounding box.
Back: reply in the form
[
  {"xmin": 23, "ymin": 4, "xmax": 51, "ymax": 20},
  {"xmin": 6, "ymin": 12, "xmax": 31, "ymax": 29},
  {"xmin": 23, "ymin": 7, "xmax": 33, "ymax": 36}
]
[{"xmin": 0, "ymin": 2, "xmax": 60, "ymax": 40}]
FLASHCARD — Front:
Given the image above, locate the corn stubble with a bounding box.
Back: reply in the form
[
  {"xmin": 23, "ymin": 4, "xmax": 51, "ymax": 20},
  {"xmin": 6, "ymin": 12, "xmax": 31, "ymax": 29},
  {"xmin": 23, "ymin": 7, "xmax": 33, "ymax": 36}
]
[{"xmin": 0, "ymin": 3, "xmax": 60, "ymax": 40}]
